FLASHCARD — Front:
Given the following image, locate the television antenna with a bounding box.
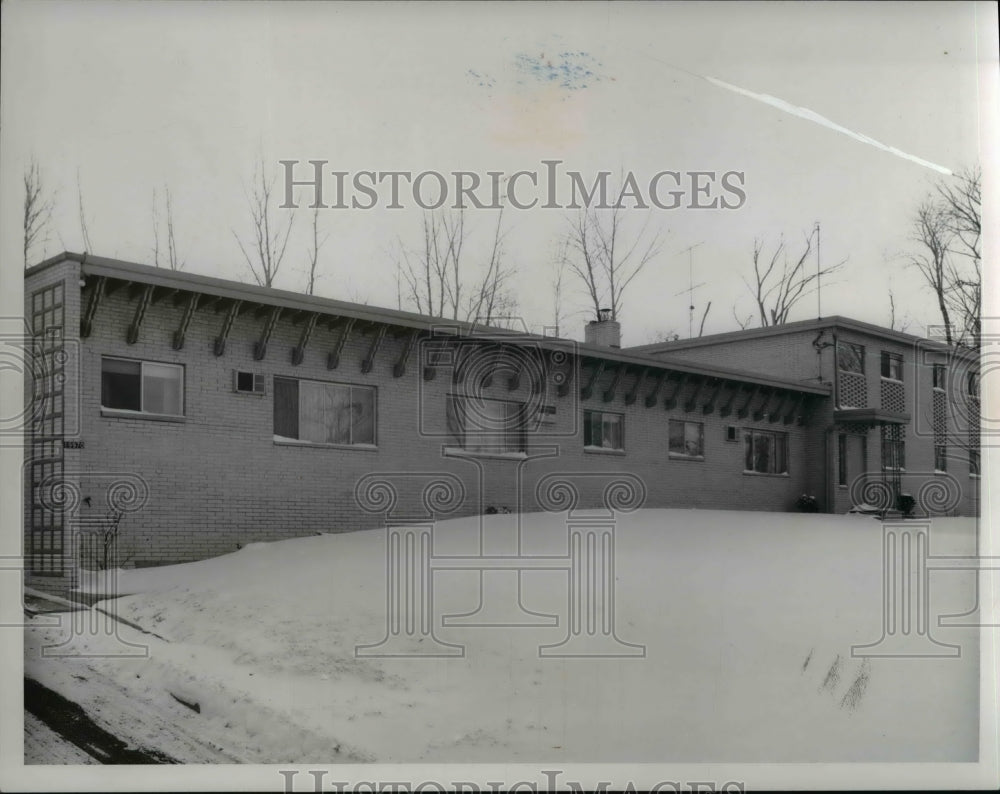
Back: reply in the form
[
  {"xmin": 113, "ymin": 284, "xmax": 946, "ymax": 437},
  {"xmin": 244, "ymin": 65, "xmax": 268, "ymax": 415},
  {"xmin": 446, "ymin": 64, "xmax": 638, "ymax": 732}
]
[{"xmin": 674, "ymin": 242, "xmax": 706, "ymax": 338}]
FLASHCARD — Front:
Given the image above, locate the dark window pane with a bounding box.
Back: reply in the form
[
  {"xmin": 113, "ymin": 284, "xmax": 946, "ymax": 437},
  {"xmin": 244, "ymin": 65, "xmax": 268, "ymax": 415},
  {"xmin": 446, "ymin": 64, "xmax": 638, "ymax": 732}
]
[
  {"xmin": 273, "ymin": 377, "xmax": 299, "ymax": 439},
  {"xmin": 101, "ymin": 359, "xmax": 141, "ymax": 410},
  {"xmin": 237, "ymin": 371, "xmax": 254, "ymax": 391}
]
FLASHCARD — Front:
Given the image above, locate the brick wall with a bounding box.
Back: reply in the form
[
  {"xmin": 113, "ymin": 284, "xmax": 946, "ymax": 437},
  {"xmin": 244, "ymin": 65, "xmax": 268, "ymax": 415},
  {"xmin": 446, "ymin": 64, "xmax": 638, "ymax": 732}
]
[{"xmin": 28, "ymin": 272, "xmax": 822, "ymax": 571}]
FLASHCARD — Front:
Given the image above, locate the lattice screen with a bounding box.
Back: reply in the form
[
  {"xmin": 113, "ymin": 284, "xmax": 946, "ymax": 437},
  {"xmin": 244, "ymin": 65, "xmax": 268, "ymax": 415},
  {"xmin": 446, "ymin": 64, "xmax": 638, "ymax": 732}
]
[
  {"xmin": 880, "ymin": 379, "xmax": 905, "ymax": 413},
  {"xmin": 838, "ymin": 371, "xmax": 867, "ymax": 408},
  {"xmin": 933, "ymin": 390, "xmax": 947, "ymax": 444}
]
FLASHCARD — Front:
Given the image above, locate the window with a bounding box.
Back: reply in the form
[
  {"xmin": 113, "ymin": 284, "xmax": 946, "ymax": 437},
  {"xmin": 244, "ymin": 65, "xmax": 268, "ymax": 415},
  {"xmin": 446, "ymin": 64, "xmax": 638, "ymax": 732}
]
[
  {"xmin": 234, "ymin": 370, "xmax": 266, "ymax": 394},
  {"xmin": 881, "ymin": 429, "xmax": 905, "ymax": 471},
  {"xmin": 274, "ymin": 376, "xmax": 375, "ymax": 445},
  {"xmin": 880, "ymin": 351, "xmax": 903, "ymax": 381},
  {"xmin": 838, "ymin": 434, "xmax": 848, "ymax": 486},
  {"xmin": 583, "ymin": 409, "xmax": 624, "ymax": 451},
  {"xmin": 933, "ymin": 364, "xmax": 946, "ymax": 391},
  {"xmin": 935, "ymin": 444, "xmax": 947, "ymax": 472},
  {"xmin": 725, "ymin": 425, "xmax": 738, "ymax": 442},
  {"xmin": 101, "ymin": 357, "xmax": 183, "ymax": 416},
  {"xmin": 967, "ymin": 370, "xmax": 980, "ymax": 400},
  {"xmin": 970, "ymin": 448, "xmax": 980, "ymax": 477},
  {"xmin": 669, "ymin": 420, "xmax": 704, "ymax": 458},
  {"xmin": 744, "ymin": 429, "xmax": 788, "ymax": 474},
  {"xmin": 447, "ymin": 395, "xmax": 526, "ymax": 453},
  {"xmin": 837, "ymin": 342, "xmax": 865, "ymax": 374}
]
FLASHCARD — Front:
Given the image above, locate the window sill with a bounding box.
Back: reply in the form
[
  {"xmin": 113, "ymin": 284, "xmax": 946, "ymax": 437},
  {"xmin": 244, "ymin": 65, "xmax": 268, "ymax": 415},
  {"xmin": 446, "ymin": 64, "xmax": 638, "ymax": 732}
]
[
  {"xmin": 443, "ymin": 447, "xmax": 527, "ymax": 461},
  {"xmin": 742, "ymin": 470, "xmax": 790, "ymax": 478},
  {"xmin": 880, "ymin": 376, "xmax": 903, "ymax": 384},
  {"xmin": 273, "ymin": 436, "xmax": 378, "ymax": 451},
  {"xmin": 583, "ymin": 445, "xmax": 626, "ymax": 456},
  {"xmin": 933, "ymin": 387, "xmax": 946, "ymax": 393},
  {"xmin": 668, "ymin": 453, "xmax": 704, "ymax": 462},
  {"xmin": 101, "ymin": 407, "xmax": 186, "ymax": 423},
  {"xmin": 970, "ymin": 473, "xmax": 981, "ymax": 480}
]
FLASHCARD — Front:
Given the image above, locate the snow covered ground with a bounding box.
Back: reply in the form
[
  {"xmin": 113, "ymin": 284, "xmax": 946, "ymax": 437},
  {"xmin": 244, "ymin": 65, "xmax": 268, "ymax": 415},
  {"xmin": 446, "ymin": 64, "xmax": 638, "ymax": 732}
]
[{"xmin": 24, "ymin": 509, "xmax": 981, "ymax": 763}]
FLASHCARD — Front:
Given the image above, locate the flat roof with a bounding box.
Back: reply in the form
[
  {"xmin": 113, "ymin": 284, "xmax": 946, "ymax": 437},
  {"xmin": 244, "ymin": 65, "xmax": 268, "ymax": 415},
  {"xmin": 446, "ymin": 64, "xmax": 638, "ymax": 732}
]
[
  {"xmin": 626, "ymin": 315, "xmax": 975, "ymax": 359},
  {"xmin": 26, "ymin": 252, "xmax": 831, "ymax": 396}
]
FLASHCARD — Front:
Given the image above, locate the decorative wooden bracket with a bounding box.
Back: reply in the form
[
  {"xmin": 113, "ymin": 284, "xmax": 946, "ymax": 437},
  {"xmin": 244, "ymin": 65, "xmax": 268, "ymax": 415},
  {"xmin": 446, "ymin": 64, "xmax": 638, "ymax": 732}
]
[
  {"xmin": 602, "ymin": 364, "xmax": 626, "ymax": 403},
  {"xmin": 556, "ymin": 357, "xmax": 574, "ymax": 397},
  {"xmin": 172, "ymin": 293, "xmax": 200, "ymax": 350},
  {"xmin": 702, "ymin": 379, "xmax": 724, "ymax": 415},
  {"xmin": 80, "ymin": 276, "xmax": 106, "ymax": 338},
  {"xmin": 481, "ymin": 344, "xmax": 506, "ymax": 388},
  {"xmin": 361, "ymin": 324, "xmax": 387, "ymax": 374},
  {"xmin": 769, "ymin": 391, "xmax": 789, "ymax": 423},
  {"xmin": 625, "ymin": 368, "xmax": 647, "ymax": 406},
  {"xmin": 327, "ymin": 318, "xmax": 355, "ymax": 369},
  {"xmin": 580, "ymin": 359, "xmax": 606, "ymax": 401},
  {"xmin": 737, "ymin": 384, "xmax": 761, "ymax": 419},
  {"xmin": 684, "ymin": 376, "xmax": 706, "ymax": 412},
  {"xmin": 253, "ymin": 307, "xmax": 282, "ymax": 361},
  {"xmin": 783, "ymin": 393, "xmax": 805, "ymax": 425},
  {"xmin": 719, "ymin": 383, "xmax": 742, "ymax": 418},
  {"xmin": 125, "ymin": 285, "xmax": 155, "ymax": 345},
  {"xmin": 214, "ymin": 300, "xmax": 242, "ymax": 357},
  {"xmin": 645, "ymin": 370, "xmax": 668, "ymax": 408},
  {"xmin": 665, "ymin": 373, "xmax": 688, "ymax": 410},
  {"xmin": 507, "ymin": 355, "xmax": 525, "ymax": 391},
  {"xmin": 753, "ymin": 388, "xmax": 774, "ymax": 421},
  {"xmin": 393, "ymin": 331, "xmax": 419, "ymax": 378},
  {"xmin": 291, "ymin": 312, "xmax": 319, "ymax": 365}
]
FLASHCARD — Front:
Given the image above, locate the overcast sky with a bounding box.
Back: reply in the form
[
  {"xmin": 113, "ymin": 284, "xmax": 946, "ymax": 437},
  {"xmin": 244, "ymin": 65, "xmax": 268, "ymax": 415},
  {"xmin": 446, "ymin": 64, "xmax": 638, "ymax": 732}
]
[{"xmin": 2, "ymin": 1, "xmax": 996, "ymax": 346}]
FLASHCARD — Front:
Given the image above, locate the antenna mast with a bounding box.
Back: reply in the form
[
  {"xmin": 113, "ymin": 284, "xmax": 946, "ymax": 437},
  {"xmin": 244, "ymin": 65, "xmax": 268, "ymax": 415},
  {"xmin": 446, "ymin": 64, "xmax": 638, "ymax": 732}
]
[{"xmin": 676, "ymin": 241, "xmax": 705, "ymax": 338}]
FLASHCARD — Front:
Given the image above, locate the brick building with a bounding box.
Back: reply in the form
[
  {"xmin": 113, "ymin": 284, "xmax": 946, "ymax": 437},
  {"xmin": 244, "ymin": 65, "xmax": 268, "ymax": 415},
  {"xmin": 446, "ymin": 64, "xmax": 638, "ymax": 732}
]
[{"xmin": 22, "ymin": 253, "xmax": 980, "ymax": 592}]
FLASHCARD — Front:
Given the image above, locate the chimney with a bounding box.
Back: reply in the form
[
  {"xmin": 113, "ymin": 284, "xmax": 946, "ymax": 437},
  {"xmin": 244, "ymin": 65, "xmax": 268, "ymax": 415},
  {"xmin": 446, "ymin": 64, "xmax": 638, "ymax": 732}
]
[{"xmin": 585, "ymin": 308, "xmax": 621, "ymax": 349}]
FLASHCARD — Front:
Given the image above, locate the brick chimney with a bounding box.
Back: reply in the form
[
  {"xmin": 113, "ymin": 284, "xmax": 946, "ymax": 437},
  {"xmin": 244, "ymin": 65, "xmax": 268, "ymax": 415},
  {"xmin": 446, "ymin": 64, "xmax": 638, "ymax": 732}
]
[{"xmin": 585, "ymin": 308, "xmax": 621, "ymax": 349}]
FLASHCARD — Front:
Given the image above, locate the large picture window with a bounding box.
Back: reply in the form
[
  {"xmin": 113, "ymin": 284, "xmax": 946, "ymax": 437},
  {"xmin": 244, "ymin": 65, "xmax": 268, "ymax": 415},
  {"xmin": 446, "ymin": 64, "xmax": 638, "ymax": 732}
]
[
  {"xmin": 837, "ymin": 342, "xmax": 865, "ymax": 374},
  {"xmin": 447, "ymin": 395, "xmax": 526, "ymax": 454},
  {"xmin": 744, "ymin": 429, "xmax": 788, "ymax": 474},
  {"xmin": 274, "ymin": 377, "xmax": 375, "ymax": 445},
  {"xmin": 101, "ymin": 357, "xmax": 184, "ymax": 416},
  {"xmin": 583, "ymin": 410, "xmax": 624, "ymax": 451},
  {"xmin": 668, "ymin": 420, "xmax": 704, "ymax": 458}
]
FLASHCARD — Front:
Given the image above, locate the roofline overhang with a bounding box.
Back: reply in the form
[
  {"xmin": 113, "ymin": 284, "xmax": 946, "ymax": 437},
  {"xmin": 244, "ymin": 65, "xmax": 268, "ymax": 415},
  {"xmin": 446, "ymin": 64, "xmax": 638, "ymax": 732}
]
[{"xmin": 26, "ymin": 252, "xmax": 831, "ymax": 396}]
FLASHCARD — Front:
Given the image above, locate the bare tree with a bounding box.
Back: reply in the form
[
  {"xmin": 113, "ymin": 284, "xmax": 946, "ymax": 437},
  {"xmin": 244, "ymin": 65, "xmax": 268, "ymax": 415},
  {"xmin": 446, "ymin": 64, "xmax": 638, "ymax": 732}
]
[
  {"xmin": 152, "ymin": 186, "xmax": 184, "ymax": 270},
  {"xmin": 741, "ymin": 231, "xmax": 844, "ymax": 327},
  {"xmin": 305, "ymin": 206, "xmax": 328, "ymax": 295},
  {"xmin": 397, "ymin": 207, "xmax": 519, "ymax": 327},
  {"xmin": 561, "ymin": 203, "xmax": 662, "ymax": 321},
  {"xmin": 909, "ymin": 168, "xmax": 981, "ymax": 348},
  {"xmin": 910, "ymin": 200, "xmax": 955, "ymax": 344},
  {"xmin": 24, "ymin": 158, "xmax": 56, "ymax": 268},
  {"xmin": 698, "ymin": 301, "xmax": 712, "ymax": 337},
  {"xmin": 77, "ymin": 170, "xmax": 94, "ymax": 252},
  {"xmin": 233, "ymin": 160, "xmax": 296, "ymax": 287},
  {"xmin": 550, "ymin": 242, "xmax": 568, "ymax": 336}
]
